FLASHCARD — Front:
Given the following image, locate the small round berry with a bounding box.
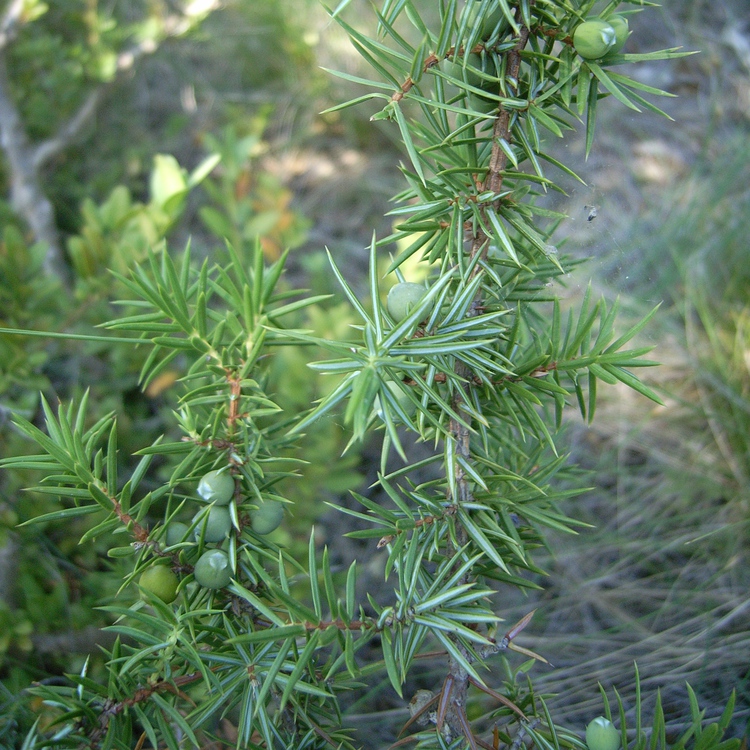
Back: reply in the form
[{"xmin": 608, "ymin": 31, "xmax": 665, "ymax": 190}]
[
  {"xmin": 165, "ymin": 521, "xmax": 190, "ymax": 547},
  {"xmin": 468, "ymin": 91, "xmax": 497, "ymax": 115},
  {"xmin": 250, "ymin": 499, "xmax": 284, "ymax": 535},
  {"xmin": 387, "ymin": 282, "xmax": 431, "ymax": 323},
  {"xmin": 466, "ymin": 2, "xmax": 507, "ymax": 40},
  {"xmin": 194, "ymin": 549, "xmax": 232, "ymax": 589},
  {"xmin": 374, "ymin": 380, "xmax": 417, "ymax": 421},
  {"xmin": 139, "ymin": 565, "xmax": 179, "ymax": 604},
  {"xmin": 586, "ymin": 717, "xmax": 620, "ymax": 750},
  {"xmin": 444, "ymin": 53, "xmax": 485, "ymax": 88},
  {"xmin": 573, "ymin": 20, "xmax": 617, "ymax": 60},
  {"xmin": 197, "ymin": 469, "xmax": 235, "ymax": 505},
  {"xmin": 193, "ymin": 505, "xmax": 232, "ymax": 543},
  {"xmin": 606, "ymin": 15, "xmax": 629, "ymax": 54}
]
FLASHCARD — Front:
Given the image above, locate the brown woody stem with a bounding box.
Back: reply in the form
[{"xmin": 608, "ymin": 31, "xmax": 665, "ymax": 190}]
[{"xmin": 442, "ymin": 8, "xmax": 532, "ymax": 745}]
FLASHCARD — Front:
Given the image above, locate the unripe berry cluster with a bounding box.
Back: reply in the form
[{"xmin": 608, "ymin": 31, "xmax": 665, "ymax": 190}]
[
  {"xmin": 573, "ymin": 15, "xmax": 629, "ymax": 60},
  {"xmin": 138, "ymin": 467, "xmax": 285, "ymax": 598}
]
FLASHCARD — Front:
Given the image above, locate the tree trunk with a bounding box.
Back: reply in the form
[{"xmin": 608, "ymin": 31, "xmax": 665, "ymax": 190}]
[{"xmin": 0, "ymin": 56, "xmax": 69, "ymax": 282}]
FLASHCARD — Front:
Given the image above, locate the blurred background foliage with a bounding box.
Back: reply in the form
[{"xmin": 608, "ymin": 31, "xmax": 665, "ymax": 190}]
[{"xmin": 0, "ymin": 0, "xmax": 748, "ymax": 745}]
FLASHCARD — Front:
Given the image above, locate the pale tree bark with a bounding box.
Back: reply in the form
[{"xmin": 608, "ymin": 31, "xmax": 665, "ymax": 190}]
[
  {"xmin": 0, "ymin": 0, "xmax": 69, "ymax": 279},
  {"xmin": 0, "ymin": 55, "xmax": 68, "ymax": 279},
  {"xmin": 0, "ymin": 0, "xmax": 220, "ymax": 284}
]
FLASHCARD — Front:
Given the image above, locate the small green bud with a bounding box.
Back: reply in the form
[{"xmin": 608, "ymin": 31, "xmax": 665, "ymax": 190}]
[
  {"xmin": 189, "ymin": 334, "xmax": 211, "ymax": 353},
  {"xmin": 586, "ymin": 717, "xmax": 620, "ymax": 750}
]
